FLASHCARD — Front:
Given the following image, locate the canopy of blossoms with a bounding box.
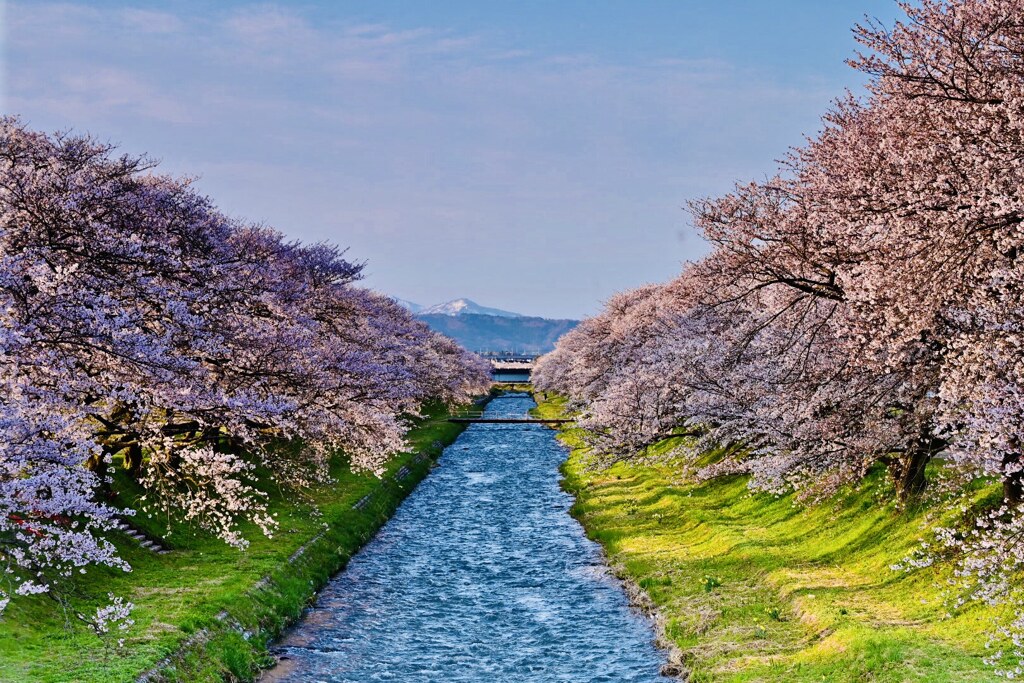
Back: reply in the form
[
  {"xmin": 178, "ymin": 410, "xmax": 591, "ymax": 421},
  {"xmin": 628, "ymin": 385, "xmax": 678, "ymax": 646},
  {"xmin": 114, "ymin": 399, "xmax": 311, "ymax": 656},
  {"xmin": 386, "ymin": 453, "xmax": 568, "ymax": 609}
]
[
  {"xmin": 534, "ymin": 0, "xmax": 1024, "ymax": 673},
  {"xmin": 0, "ymin": 118, "xmax": 491, "ymax": 611}
]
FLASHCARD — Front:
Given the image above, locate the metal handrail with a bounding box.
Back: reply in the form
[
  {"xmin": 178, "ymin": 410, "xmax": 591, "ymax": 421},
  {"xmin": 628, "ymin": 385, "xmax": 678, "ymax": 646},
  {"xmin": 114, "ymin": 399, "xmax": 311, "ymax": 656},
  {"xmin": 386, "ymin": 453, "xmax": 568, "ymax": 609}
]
[{"xmin": 451, "ymin": 410, "xmax": 485, "ymax": 419}]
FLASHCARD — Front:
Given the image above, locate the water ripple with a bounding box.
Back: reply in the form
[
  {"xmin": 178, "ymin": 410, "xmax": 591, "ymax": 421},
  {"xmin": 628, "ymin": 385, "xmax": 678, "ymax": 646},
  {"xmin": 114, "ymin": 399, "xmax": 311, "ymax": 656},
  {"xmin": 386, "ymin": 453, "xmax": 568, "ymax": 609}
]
[{"xmin": 275, "ymin": 393, "xmax": 669, "ymax": 682}]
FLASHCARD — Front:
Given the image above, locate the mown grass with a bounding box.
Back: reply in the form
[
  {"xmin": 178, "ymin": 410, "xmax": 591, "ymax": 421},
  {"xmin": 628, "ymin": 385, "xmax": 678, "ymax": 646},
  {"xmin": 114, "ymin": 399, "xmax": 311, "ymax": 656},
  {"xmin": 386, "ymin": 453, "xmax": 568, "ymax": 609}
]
[
  {"xmin": 533, "ymin": 394, "xmax": 1008, "ymax": 682},
  {"xmin": 0, "ymin": 402, "xmax": 473, "ymax": 683}
]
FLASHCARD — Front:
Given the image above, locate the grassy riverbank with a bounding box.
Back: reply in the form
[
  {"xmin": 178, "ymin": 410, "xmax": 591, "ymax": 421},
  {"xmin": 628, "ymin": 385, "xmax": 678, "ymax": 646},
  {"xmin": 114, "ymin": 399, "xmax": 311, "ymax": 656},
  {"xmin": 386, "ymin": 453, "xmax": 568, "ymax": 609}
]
[
  {"xmin": 0, "ymin": 402, "xmax": 474, "ymax": 683},
  {"xmin": 533, "ymin": 394, "xmax": 1006, "ymax": 682}
]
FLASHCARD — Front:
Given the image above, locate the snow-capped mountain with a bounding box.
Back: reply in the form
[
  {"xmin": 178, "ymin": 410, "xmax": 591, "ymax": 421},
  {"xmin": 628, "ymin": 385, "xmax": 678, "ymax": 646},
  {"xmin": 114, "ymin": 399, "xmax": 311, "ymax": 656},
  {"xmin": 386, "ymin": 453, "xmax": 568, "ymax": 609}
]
[
  {"xmin": 385, "ymin": 295, "xmax": 576, "ymax": 353},
  {"xmin": 393, "ymin": 298, "xmax": 423, "ymax": 313},
  {"xmin": 419, "ymin": 298, "xmax": 523, "ymax": 318}
]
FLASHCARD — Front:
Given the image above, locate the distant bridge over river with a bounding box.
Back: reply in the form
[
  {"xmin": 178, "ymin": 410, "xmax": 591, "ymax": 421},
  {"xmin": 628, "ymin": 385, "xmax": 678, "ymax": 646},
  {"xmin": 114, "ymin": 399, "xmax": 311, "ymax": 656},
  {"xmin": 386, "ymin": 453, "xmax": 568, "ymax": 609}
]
[{"xmin": 487, "ymin": 355, "xmax": 537, "ymax": 383}]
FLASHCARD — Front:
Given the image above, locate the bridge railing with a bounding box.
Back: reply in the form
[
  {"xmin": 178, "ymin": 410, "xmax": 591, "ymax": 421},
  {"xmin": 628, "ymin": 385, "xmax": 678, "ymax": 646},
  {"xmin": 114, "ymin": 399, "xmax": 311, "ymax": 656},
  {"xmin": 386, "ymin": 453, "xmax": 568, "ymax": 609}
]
[{"xmin": 449, "ymin": 409, "xmax": 485, "ymax": 420}]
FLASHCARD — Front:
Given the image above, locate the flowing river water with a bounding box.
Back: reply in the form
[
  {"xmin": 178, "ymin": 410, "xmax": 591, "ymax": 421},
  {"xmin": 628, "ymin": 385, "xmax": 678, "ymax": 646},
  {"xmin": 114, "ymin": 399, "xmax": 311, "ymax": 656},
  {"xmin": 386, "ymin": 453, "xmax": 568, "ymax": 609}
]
[{"xmin": 271, "ymin": 393, "xmax": 670, "ymax": 682}]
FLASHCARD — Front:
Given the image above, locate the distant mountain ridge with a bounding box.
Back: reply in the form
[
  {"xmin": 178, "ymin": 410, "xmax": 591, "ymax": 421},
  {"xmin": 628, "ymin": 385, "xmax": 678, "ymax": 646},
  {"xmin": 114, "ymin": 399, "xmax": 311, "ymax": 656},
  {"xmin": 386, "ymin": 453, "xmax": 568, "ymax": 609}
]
[
  {"xmin": 419, "ymin": 298, "xmax": 522, "ymax": 318},
  {"xmin": 390, "ymin": 296, "xmax": 578, "ymax": 354},
  {"xmin": 418, "ymin": 313, "xmax": 577, "ymax": 355},
  {"xmin": 393, "ymin": 298, "xmax": 423, "ymax": 313}
]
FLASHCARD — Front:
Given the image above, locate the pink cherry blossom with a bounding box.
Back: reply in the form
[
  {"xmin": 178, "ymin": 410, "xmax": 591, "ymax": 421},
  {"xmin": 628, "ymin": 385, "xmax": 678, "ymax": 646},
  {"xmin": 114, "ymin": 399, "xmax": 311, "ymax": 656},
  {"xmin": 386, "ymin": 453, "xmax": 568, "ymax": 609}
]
[{"xmin": 0, "ymin": 117, "xmax": 489, "ymax": 609}]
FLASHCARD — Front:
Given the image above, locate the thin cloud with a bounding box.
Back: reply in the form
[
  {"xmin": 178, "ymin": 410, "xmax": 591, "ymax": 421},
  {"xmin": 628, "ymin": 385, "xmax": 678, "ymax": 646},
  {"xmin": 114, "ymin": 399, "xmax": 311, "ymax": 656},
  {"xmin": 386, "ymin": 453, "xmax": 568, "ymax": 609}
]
[
  {"xmin": 3, "ymin": 0, "xmax": 855, "ymax": 317},
  {"xmin": 119, "ymin": 8, "xmax": 184, "ymax": 34}
]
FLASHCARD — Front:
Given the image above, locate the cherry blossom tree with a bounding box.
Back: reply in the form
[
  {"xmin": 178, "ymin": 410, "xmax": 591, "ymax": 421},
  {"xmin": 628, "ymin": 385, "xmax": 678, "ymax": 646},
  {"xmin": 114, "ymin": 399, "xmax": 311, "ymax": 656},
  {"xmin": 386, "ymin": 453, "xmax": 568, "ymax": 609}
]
[
  {"xmin": 0, "ymin": 117, "xmax": 488, "ymax": 610},
  {"xmin": 540, "ymin": 0, "xmax": 1024, "ymax": 671}
]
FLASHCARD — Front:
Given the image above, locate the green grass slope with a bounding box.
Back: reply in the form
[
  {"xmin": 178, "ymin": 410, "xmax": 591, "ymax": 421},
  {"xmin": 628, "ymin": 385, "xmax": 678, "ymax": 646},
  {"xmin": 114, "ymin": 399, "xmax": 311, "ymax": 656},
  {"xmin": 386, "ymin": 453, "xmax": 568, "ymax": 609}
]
[
  {"xmin": 0, "ymin": 402, "xmax": 473, "ymax": 683},
  {"xmin": 533, "ymin": 394, "xmax": 1007, "ymax": 682}
]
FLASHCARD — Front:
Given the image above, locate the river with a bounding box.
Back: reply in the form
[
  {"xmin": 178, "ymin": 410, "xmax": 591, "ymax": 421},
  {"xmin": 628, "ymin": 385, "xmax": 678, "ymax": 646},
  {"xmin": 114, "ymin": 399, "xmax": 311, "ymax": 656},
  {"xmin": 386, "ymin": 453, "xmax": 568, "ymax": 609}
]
[{"xmin": 271, "ymin": 393, "xmax": 670, "ymax": 682}]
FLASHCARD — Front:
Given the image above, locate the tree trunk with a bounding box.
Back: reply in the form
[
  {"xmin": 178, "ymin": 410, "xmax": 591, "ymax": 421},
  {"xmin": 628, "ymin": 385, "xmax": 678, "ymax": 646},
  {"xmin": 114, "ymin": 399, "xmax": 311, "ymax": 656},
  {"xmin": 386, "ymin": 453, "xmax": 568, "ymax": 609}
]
[
  {"xmin": 85, "ymin": 451, "xmax": 105, "ymax": 473},
  {"xmin": 85, "ymin": 451, "xmax": 112, "ymax": 498},
  {"xmin": 125, "ymin": 442, "xmax": 143, "ymax": 478},
  {"xmin": 893, "ymin": 445, "xmax": 929, "ymax": 502},
  {"xmin": 889, "ymin": 426, "xmax": 941, "ymax": 503},
  {"xmin": 1003, "ymin": 451, "xmax": 1023, "ymax": 507}
]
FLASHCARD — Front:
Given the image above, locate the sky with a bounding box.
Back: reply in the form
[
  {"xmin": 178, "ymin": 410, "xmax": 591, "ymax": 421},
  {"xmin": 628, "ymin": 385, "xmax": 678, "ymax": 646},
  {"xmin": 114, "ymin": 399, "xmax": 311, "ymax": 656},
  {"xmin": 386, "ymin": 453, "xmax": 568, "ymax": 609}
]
[{"xmin": 0, "ymin": 1, "xmax": 904, "ymax": 319}]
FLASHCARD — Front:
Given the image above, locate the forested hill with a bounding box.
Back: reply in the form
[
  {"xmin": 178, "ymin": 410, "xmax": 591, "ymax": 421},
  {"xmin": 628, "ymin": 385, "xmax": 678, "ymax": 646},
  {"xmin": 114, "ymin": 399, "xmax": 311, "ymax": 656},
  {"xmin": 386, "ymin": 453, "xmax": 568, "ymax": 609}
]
[{"xmin": 418, "ymin": 313, "xmax": 578, "ymax": 354}]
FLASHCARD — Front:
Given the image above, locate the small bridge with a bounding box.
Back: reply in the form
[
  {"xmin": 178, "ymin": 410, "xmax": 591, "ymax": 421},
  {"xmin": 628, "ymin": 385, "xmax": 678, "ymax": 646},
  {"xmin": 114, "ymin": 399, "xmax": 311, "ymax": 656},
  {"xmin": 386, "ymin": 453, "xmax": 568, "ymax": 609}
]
[
  {"xmin": 491, "ymin": 360, "xmax": 534, "ymax": 371},
  {"xmin": 447, "ymin": 409, "xmax": 571, "ymax": 425},
  {"xmin": 487, "ymin": 354, "xmax": 538, "ymax": 383},
  {"xmin": 448, "ymin": 417, "xmax": 573, "ymax": 424}
]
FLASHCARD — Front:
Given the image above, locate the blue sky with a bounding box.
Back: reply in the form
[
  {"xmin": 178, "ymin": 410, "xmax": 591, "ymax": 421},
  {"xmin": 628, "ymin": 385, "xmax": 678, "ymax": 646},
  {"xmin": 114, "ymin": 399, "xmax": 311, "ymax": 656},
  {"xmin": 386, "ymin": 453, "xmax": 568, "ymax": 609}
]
[{"xmin": 1, "ymin": 1, "xmax": 903, "ymax": 318}]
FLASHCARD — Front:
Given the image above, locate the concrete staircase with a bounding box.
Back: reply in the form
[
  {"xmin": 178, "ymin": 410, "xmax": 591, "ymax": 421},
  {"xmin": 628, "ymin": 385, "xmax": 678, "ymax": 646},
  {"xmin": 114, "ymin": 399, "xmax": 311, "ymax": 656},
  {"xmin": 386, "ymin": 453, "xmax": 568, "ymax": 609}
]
[{"xmin": 114, "ymin": 518, "xmax": 171, "ymax": 554}]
